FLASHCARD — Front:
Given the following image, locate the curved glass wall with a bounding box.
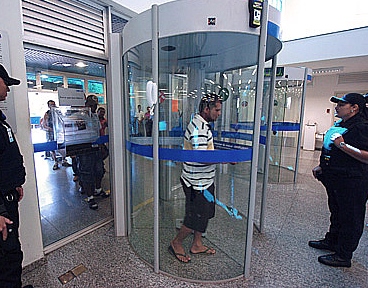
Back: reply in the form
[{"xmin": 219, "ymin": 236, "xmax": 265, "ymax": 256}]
[
  {"xmin": 267, "ymin": 78, "xmax": 304, "ymax": 183},
  {"xmin": 124, "ymin": 39, "xmax": 264, "ymax": 281},
  {"xmin": 122, "ymin": 49, "xmax": 308, "ymax": 282},
  {"xmin": 122, "ymin": 0, "xmax": 283, "ymax": 282}
]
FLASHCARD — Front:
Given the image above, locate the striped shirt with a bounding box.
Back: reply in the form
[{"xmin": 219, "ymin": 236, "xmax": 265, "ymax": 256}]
[{"xmin": 181, "ymin": 114, "xmax": 216, "ymax": 190}]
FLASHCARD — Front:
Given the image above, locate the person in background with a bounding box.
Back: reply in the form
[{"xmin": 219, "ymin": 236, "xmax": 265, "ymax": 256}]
[
  {"xmin": 97, "ymin": 107, "xmax": 108, "ymax": 136},
  {"xmin": 42, "ymin": 100, "xmax": 58, "ymax": 170},
  {"xmin": 76, "ymin": 95, "xmax": 109, "ymax": 210},
  {"xmin": 135, "ymin": 104, "xmax": 144, "ymax": 136},
  {"xmin": 43, "ymin": 100, "xmax": 72, "ymax": 170},
  {"xmin": 169, "ymin": 93, "xmax": 222, "ymax": 263},
  {"xmin": 144, "ymin": 106, "xmax": 153, "ymax": 137},
  {"xmin": 96, "ymin": 106, "xmax": 109, "ymax": 165},
  {"xmin": 0, "ymin": 64, "xmax": 33, "ymax": 288},
  {"xmin": 310, "ymin": 93, "xmax": 368, "ymax": 268}
]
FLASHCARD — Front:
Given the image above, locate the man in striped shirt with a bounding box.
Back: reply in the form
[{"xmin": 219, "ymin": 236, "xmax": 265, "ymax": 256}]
[{"xmin": 169, "ymin": 93, "xmax": 222, "ymax": 263}]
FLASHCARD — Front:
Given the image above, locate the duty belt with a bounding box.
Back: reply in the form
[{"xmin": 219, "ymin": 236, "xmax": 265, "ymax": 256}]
[
  {"xmin": 1, "ymin": 190, "xmax": 19, "ymax": 202},
  {"xmin": 322, "ymin": 154, "xmax": 330, "ymax": 166}
]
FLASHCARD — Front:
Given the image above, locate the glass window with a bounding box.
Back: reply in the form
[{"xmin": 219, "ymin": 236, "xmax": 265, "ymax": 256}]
[
  {"xmin": 40, "ymin": 74, "xmax": 63, "ymax": 91},
  {"xmin": 88, "ymin": 80, "xmax": 105, "ymax": 104},
  {"xmin": 68, "ymin": 78, "xmax": 85, "ymax": 89},
  {"xmin": 26, "ymin": 72, "xmax": 36, "ymax": 89},
  {"xmin": 25, "ymin": 47, "xmax": 110, "ymax": 249},
  {"xmin": 88, "ymin": 80, "xmax": 104, "ymax": 95},
  {"xmin": 269, "ymin": 0, "xmax": 283, "ymax": 11}
]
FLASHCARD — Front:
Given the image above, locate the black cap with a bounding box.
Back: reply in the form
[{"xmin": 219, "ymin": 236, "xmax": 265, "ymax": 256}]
[
  {"xmin": 330, "ymin": 93, "xmax": 366, "ymax": 111},
  {"xmin": 0, "ymin": 64, "xmax": 20, "ymax": 86}
]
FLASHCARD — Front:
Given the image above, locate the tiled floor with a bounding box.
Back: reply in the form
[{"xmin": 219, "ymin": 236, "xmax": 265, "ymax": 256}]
[
  {"xmin": 22, "ymin": 150, "xmax": 368, "ymax": 287},
  {"xmin": 33, "ymin": 151, "xmax": 112, "ymax": 247}
]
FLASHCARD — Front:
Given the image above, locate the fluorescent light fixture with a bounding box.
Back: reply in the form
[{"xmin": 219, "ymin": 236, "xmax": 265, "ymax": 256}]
[
  {"xmin": 312, "ymin": 67, "xmax": 343, "ymax": 74},
  {"xmin": 76, "ymin": 62, "xmax": 88, "ymax": 68}
]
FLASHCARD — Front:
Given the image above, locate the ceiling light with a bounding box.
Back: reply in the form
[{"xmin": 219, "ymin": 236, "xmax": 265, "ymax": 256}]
[
  {"xmin": 312, "ymin": 67, "xmax": 344, "ymax": 74},
  {"xmin": 76, "ymin": 62, "xmax": 88, "ymax": 68}
]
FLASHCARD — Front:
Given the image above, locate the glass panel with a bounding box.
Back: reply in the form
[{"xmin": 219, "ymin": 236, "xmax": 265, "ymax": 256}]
[
  {"xmin": 125, "ymin": 31, "xmax": 262, "ymax": 281},
  {"xmin": 67, "ymin": 77, "xmax": 85, "ymax": 89},
  {"xmin": 268, "ymin": 79, "xmax": 303, "ymax": 183},
  {"xmin": 26, "ymin": 72, "xmax": 36, "ymax": 89},
  {"xmin": 40, "ymin": 74, "xmax": 63, "ymax": 91},
  {"xmin": 125, "ymin": 43, "xmax": 154, "ymax": 265},
  {"xmin": 25, "ymin": 48, "xmax": 111, "ymax": 247},
  {"xmin": 221, "ymin": 66, "xmax": 267, "ymax": 232},
  {"xmin": 88, "ymin": 80, "xmax": 105, "ymax": 98}
]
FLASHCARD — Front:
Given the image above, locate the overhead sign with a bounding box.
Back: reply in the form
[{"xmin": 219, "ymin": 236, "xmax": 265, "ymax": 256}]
[{"xmin": 58, "ymin": 87, "xmax": 85, "ymax": 106}]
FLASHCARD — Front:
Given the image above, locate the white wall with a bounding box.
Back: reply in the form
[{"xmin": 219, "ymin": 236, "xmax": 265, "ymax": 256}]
[
  {"xmin": 281, "ymin": 0, "xmax": 368, "ymax": 41},
  {"xmin": 305, "ymin": 75, "xmax": 368, "ymax": 134},
  {"xmin": 0, "ymin": 0, "xmax": 44, "ymax": 266},
  {"xmin": 279, "ymin": 27, "xmax": 368, "ymax": 66},
  {"xmin": 279, "ymin": 28, "xmax": 368, "ymax": 141}
]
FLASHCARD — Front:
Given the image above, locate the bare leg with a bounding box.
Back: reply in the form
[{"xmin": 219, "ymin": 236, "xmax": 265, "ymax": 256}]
[
  {"xmin": 190, "ymin": 231, "xmax": 216, "ymax": 254},
  {"xmin": 170, "ymin": 225, "xmax": 192, "ymax": 262},
  {"xmin": 51, "ymin": 151, "xmax": 59, "ymax": 170}
]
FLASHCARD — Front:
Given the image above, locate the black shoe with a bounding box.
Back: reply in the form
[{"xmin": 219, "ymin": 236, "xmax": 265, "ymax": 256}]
[
  {"xmin": 93, "ymin": 189, "xmax": 110, "ymax": 198},
  {"xmin": 23, "ymin": 285, "xmax": 34, "ymax": 288},
  {"xmin": 88, "ymin": 198, "xmax": 98, "ymax": 210},
  {"xmin": 318, "ymin": 253, "xmax": 351, "ymax": 268},
  {"xmin": 62, "ymin": 161, "xmax": 72, "ymax": 167},
  {"xmin": 308, "ymin": 239, "xmax": 335, "ymax": 251}
]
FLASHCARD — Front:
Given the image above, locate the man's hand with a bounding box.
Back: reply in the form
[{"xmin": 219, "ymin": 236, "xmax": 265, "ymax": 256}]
[{"xmin": 0, "ymin": 215, "xmax": 13, "ymax": 241}]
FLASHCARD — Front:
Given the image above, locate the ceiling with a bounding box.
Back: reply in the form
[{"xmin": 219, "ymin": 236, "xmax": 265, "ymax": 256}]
[
  {"xmin": 292, "ymin": 55, "xmax": 368, "ymax": 75},
  {"xmin": 24, "ymin": 44, "xmax": 368, "ymax": 80},
  {"xmin": 24, "ymin": 49, "xmax": 107, "ymax": 78}
]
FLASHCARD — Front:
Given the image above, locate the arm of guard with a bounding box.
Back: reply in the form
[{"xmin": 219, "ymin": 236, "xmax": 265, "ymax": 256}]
[{"xmin": 333, "ymin": 135, "xmax": 368, "ymax": 164}]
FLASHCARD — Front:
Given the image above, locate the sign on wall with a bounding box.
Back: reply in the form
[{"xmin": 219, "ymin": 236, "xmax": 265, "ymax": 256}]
[{"xmin": 58, "ymin": 87, "xmax": 85, "ymax": 106}]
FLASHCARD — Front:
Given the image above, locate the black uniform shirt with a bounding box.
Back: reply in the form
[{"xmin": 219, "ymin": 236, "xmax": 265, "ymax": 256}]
[
  {"xmin": 0, "ymin": 110, "xmax": 26, "ymax": 191},
  {"xmin": 320, "ymin": 113, "xmax": 368, "ymax": 177}
]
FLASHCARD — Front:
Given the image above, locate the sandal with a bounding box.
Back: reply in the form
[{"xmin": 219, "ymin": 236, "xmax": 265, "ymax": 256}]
[{"xmin": 168, "ymin": 245, "xmax": 190, "ymax": 263}]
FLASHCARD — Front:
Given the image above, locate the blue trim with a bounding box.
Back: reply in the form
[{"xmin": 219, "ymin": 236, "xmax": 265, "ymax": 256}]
[
  {"xmin": 33, "ymin": 135, "xmax": 109, "ymax": 153},
  {"xmin": 216, "ymin": 132, "xmax": 267, "ymax": 145},
  {"xmin": 267, "ymin": 21, "xmax": 281, "ymax": 39},
  {"xmin": 33, "ymin": 141, "xmax": 57, "ymax": 153},
  {"xmin": 94, "ymin": 135, "xmax": 109, "ymax": 145},
  {"xmin": 126, "ymin": 141, "xmax": 252, "ymax": 163},
  {"xmin": 230, "ymin": 122, "xmax": 300, "ymax": 132}
]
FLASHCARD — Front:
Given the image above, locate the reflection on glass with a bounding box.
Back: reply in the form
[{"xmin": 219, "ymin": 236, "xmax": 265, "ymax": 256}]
[
  {"xmin": 67, "ymin": 78, "xmax": 85, "ymax": 89},
  {"xmin": 26, "ymin": 49, "xmax": 111, "ymax": 247},
  {"xmin": 124, "ymin": 34, "xmax": 261, "ymax": 281},
  {"xmin": 40, "ymin": 74, "xmax": 63, "ymax": 91}
]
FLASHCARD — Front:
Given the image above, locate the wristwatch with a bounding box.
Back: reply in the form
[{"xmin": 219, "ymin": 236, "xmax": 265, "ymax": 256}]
[{"xmin": 339, "ymin": 142, "xmax": 346, "ymax": 148}]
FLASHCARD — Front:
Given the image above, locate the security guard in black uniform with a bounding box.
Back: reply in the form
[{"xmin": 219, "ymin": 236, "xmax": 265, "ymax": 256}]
[
  {"xmin": 0, "ymin": 64, "xmax": 31, "ymax": 288},
  {"xmin": 310, "ymin": 93, "xmax": 368, "ymax": 268}
]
